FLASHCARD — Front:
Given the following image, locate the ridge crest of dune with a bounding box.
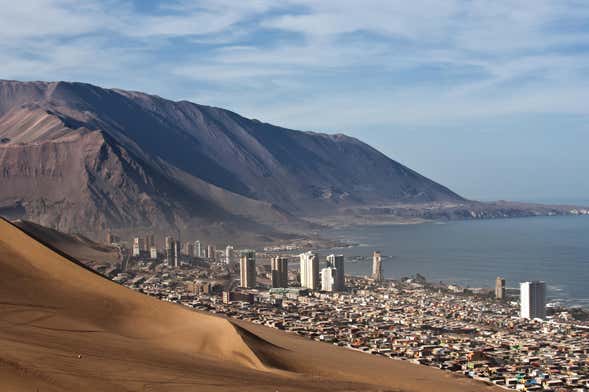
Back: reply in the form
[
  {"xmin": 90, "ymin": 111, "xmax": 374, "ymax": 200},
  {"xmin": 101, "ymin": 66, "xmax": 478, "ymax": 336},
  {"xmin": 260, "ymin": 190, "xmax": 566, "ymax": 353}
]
[
  {"xmin": 0, "ymin": 217, "xmax": 270, "ymax": 371},
  {"xmin": 0, "ymin": 216, "xmax": 497, "ymax": 391}
]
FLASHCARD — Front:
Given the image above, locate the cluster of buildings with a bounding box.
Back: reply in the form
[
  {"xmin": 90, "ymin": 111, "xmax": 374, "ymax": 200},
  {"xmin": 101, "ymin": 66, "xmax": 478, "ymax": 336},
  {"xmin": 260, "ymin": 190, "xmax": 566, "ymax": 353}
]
[
  {"xmin": 238, "ymin": 250, "xmax": 383, "ymax": 293},
  {"xmin": 101, "ymin": 235, "xmax": 587, "ymax": 391},
  {"xmin": 120, "ymin": 233, "xmax": 237, "ymax": 268},
  {"xmin": 496, "ymin": 277, "xmax": 548, "ymax": 320},
  {"xmin": 192, "ymin": 278, "xmax": 589, "ymax": 391}
]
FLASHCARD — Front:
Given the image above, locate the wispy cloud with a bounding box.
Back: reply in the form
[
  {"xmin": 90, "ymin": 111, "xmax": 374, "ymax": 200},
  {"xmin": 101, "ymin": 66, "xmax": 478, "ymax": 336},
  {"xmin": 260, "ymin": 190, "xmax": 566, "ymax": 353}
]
[{"xmin": 0, "ymin": 0, "xmax": 588, "ymax": 128}]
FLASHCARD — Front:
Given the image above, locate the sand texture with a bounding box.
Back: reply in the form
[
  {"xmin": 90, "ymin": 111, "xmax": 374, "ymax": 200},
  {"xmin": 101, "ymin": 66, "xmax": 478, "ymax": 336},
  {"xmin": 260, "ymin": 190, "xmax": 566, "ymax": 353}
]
[{"xmin": 0, "ymin": 218, "xmax": 498, "ymax": 391}]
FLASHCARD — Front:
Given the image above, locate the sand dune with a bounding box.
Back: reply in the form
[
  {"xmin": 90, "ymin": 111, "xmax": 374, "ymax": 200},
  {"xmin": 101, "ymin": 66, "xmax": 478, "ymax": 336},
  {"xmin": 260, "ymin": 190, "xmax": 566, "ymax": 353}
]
[
  {"xmin": 0, "ymin": 217, "xmax": 498, "ymax": 391},
  {"xmin": 13, "ymin": 219, "xmax": 119, "ymax": 265}
]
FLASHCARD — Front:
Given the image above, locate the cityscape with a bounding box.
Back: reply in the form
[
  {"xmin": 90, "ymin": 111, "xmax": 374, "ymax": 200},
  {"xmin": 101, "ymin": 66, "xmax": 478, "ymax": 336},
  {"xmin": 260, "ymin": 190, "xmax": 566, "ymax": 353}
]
[
  {"xmin": 100, "ymin": 232, "xmax": 589, "ymax": 391},
  {"xmin": 2, "ymin": 2, "xmax": 589, "ymax": 390}
]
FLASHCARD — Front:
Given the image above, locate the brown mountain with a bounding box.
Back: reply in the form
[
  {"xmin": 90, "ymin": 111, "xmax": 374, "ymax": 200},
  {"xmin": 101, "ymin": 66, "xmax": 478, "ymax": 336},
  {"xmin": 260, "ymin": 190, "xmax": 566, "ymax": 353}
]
[
  {"xmin": 0, "ymin": 79, "xmax": 462, "ymax": 240},
  {"xmin": 0, "ymin": 217, "xmax": 495, "ymax": 391}
]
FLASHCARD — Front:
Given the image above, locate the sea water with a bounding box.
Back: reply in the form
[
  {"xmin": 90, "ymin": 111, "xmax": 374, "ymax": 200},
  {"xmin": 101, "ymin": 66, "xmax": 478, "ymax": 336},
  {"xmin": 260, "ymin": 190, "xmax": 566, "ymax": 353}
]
[{"xmin": 325, "ymin": 215, "xmax": 589, "ymax": 309}]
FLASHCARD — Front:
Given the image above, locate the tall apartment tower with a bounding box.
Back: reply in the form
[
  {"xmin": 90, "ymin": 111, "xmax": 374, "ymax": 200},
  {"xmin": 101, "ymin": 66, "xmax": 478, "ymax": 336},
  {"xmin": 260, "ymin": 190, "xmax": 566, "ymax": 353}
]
[
  {"xmin": 194, "ymin": 241, "xmax": 201, "ymax": 258},
  {"xmin": 520, "ymin": 281, "xmax": 546, "ymax": 319},
  {"xmin": 182, "ymin": 241, "xmax": 194, "ymax": 257},
  {"xmin": 326, "ymin": 254, "xmax": 345, "ymax": 291},
  {"xmin": 173, "ymin": 240, "xmax": 180, "ymax": 268},
  {"xmin": 321, "ymin": 267, "xmax": 337, "ymax": 292},
  {"xmin": 495, "ymin": 277, "xmax": 506, "ymax": 300},
  {"xmin": 149, "ymin": 246, "xmax": 158, "ymax": 260},
  {"xmin": 271, "ymin": 256, "xmax": 289, "ymax": 288},
  {"xmin": 145, "ymin": 235, "xmax": 155, "ymax": 251},
  {"xmin": 372, "ymin": 251, "xmax": 383, "ymax": 282},
  {"xmin": 299, "ymin": 251, "xmax": 320, "ymax": 290},
  {"xmin": 164, "ymin": 236, "xmax": 174, "ymax": 266},
  {"xmin": 207, "ymin": 245, "xmax": 216, "ymax": 261},
  {"xmin": 239, "ymin": 250, "xmax": 256, "ymax": 288},
  {"xmin": 225, "ymin": 245, "xmax": 234, "ymax": 264},
  {"xmin": 132, "ymin": 237, "xmax": 145, "ymax": 257}
]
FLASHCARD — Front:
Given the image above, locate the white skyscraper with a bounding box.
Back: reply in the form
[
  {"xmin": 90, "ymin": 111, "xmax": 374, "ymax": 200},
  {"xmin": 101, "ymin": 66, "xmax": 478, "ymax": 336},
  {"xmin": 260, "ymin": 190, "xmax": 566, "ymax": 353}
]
[
  {"xmin": 194, "ymin": 240, "xmax": 201, "ymax": 258},
  {"xmin": 132, "ymin": 237, "xmax": 145, "ymax": 257},
  {"xmin": 299, "ymin": 251, "xmax": 320, "ymax": 290},
  {"xmin": 173, "ymin": 241, "xmax": 180, "ymax": 268},
  {"xmin": 239, "ymin": 250, "xmax": 256, "ymax": 288},
  {"xmin": 326, "ymin": 254, "xmax": 345, "ymax": 291},
  {"xmin": 321, "ymin": 267, "xmax": 337, "ymax": 292},
  {"xmin": 271, "ymin": 256, "xmax": 289, "ymax": 288},
  {"xmin": 520, "ymin": 281, "xmax": 546, "ymax": 319},
  {"xmin": 495, "ymin": 277, "xmax": 506, "ymax": 300},
  {"xmin": 207, "ymin": 245, "xmax": 216, "ymax": 261},
  {"xmin": 225, "ymin": 245, "xmax": 234, "ymax": 264},
  {"xmin": 164, "ymin": 236, "xmax": 174, "ymax": 265},
  {"xmin": 149, "ymin": 246, "xmax": 157, "ymax": 260},
  {"xmin": 372, "ymin": 251, "xmax": 383, "ymax": 282}
]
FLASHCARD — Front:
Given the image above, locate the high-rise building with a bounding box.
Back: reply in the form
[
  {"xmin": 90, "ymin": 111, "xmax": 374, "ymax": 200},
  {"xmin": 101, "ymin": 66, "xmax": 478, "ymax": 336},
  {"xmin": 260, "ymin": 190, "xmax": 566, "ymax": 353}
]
[
  {"xmin": 132, "ymin": 242, "xmax": 140, "ymax": 257},
  {"xmin": 173, "ymin": 240, "xmax": 180, "ymax": 268},
  {"xmin": 326, "ymin": 254, "xmax": 345, "ymax": 291},
  {"xmin": 207, "ymin": 245, "xmax": 216, "ymax": 261},
  {"xmin": 149, "ymin": 246, "xmax": 157, "ymax": 260},
  {"xmin": 106, "ymin": 232, "xmax": 120, "ymax": 244},
  {"xmin": 299, "ymin": 251, "xmax": 320, "ymax": 290},
  {"xmin": 182, "ymin": 241, "xmax": 194, "ymax": 257},
  {"xmin": 321, "ymin": 267, "xmax": 337, "ymax": 291},
  {"xmin": 194, "ymin": 240, "xmax": 201, "ymax": 258},
  {"xmin": 271, "ymin": 256, "xmax": 289, "ymax": 288},
  {"xmin": 520, "ymin": 281, "xmax": 546, "ymax": 319},
  {"xmin": 145, "ymin": 235, "xmax": 155, "ymax": 251},
  {"xmin": 164, "ymin": 236, "xmax": 174, "ymax": 266},
  {"xmin": 372, "ymin": 251, "xmax": 383, "ymax": 282},
  {"xmin": 239, "ymin": 250, "xmax": 256, "ymax": 288},
  {"xmin": 132, "ymin": 237, "xmax": 145, "ymax": 257},
  {"xmin": 495, "ymin": 277, "xmax": 506, "ymax": 300},
  {"xmin": 225, "ymin": 245, "xmax": 234, "ymax": 264}
]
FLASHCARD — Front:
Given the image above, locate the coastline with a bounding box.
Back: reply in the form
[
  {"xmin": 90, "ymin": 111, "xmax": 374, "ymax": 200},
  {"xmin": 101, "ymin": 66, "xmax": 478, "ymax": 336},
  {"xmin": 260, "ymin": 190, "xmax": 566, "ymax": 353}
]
[{"xmin": 306, "ymin": 215, "xmax": 589, "ymax": 312}]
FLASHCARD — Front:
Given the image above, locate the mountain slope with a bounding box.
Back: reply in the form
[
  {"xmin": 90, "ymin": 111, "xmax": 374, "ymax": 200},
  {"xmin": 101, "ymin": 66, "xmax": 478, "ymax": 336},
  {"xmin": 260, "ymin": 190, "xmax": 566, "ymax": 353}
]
[
  {"xmin": 0, "ymin": 79, "xmax": 463, "ymax": 239},
  {"xmin": 0, "ymin": 217, "xmax": 496, "ymax": 391}
]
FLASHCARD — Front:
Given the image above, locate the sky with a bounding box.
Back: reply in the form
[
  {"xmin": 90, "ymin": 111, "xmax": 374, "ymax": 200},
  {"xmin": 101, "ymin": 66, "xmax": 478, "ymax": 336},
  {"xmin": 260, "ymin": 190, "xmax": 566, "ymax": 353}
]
[{"xmin": 1, "ymin": 0, "xmax": 589, "ymax": 203}]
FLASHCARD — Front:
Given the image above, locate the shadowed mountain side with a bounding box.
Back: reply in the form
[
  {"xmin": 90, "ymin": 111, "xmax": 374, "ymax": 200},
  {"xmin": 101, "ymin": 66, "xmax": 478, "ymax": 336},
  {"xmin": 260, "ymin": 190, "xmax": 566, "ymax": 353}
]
[
  {"xmin": 0, "ymin": 117, "xmax": 303, "ymax": 242},
  {"xmin": 0, "ymin": 79, "xmax": 463, "ymax": 240},
  {"xmin": 0, "ymin": 218, "xmax": 498, "ymax": 391}
]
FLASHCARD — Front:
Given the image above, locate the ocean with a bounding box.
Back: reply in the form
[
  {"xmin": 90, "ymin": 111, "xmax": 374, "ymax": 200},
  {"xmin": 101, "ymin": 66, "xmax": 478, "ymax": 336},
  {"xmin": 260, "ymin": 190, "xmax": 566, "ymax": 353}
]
[{"xmin": 324, "ymin": 215, "xmax": 589, "ymax": 309}]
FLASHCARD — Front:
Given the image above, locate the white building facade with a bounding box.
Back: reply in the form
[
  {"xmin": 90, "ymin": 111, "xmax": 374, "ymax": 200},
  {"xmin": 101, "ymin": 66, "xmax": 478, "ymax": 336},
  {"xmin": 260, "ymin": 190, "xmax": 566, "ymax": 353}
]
[
  {"xmin": 239, "ymin": 250, "xmax": 256, "ymax": 288},
  {"xmin": 326, "ymin": 254, "xmax": 345, "ymax": 291},
  {"xmin": 299, "ymin": 251, "xmax": 320, "ymax": 290},
  {"xmin": 321, "ymin": 267, "xmax": 337, "ymax": 292},
  {"xmin": 225, "ymin": 245, "xmax": 234, "ymax": 264},
  {"xmin": 520, "ymin": 281, "xmax": 546, "ymax": 319}
]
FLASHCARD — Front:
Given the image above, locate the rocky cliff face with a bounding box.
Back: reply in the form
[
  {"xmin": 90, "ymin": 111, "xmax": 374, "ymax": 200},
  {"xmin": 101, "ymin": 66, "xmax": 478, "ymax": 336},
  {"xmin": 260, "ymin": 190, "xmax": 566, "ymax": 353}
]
[{"xmin": 0, "ymin": 80, "xmax": 463, "ymax": 240}]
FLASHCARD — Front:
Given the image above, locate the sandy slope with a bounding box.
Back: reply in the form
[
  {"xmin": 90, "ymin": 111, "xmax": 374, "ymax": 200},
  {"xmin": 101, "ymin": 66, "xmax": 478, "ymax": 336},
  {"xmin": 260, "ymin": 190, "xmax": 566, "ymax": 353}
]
[
  {"xmin": 13, "ymin": 219, "xmax": 120, "ymax": 265},
  {"xmin": 0, "ymin": 218, "xmax": 498, "ymax": 391}
]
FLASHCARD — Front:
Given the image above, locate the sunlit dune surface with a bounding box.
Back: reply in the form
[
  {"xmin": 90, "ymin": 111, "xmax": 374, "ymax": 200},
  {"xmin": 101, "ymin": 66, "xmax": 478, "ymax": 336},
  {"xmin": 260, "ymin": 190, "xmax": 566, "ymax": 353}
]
[{"xmin": 0, "ymin": 218, "xmax": 498, "ymax": 391}]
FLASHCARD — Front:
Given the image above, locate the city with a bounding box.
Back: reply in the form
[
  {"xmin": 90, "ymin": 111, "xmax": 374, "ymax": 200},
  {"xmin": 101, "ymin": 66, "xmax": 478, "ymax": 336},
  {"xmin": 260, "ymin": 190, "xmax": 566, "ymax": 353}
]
[{"xmin": 102, "ymin": 233, "xmax": 589, "ymax": 392}]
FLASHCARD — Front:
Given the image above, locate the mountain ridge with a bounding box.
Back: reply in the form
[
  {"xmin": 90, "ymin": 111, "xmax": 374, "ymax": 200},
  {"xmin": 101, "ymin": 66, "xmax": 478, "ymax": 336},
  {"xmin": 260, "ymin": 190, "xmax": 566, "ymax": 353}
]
[{"xmin": 0, "ymin": 79, "xmax": 463, "ymax": 241}]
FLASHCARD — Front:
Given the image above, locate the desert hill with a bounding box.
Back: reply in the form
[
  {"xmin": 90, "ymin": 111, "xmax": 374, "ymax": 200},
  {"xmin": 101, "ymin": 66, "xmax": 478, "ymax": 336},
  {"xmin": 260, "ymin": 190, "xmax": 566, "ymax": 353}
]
[
  {"xmin": 0, "ymin": 217, "xmax": 496, "ymax": 391},
  {"xmin": 0, "ymin": 79, "xmax": 462, "ymax": 241},
  {"xmin": 13, "ymin": 219, "xmax": 119, "ymax": 265}
]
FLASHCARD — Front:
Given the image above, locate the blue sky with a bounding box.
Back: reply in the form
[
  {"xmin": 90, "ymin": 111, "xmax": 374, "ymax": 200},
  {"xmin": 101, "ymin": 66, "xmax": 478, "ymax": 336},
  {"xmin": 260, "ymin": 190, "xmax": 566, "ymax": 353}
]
[{"xmin": 1, "ymin": 0, "xmax": 589, "ymax": 202}]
